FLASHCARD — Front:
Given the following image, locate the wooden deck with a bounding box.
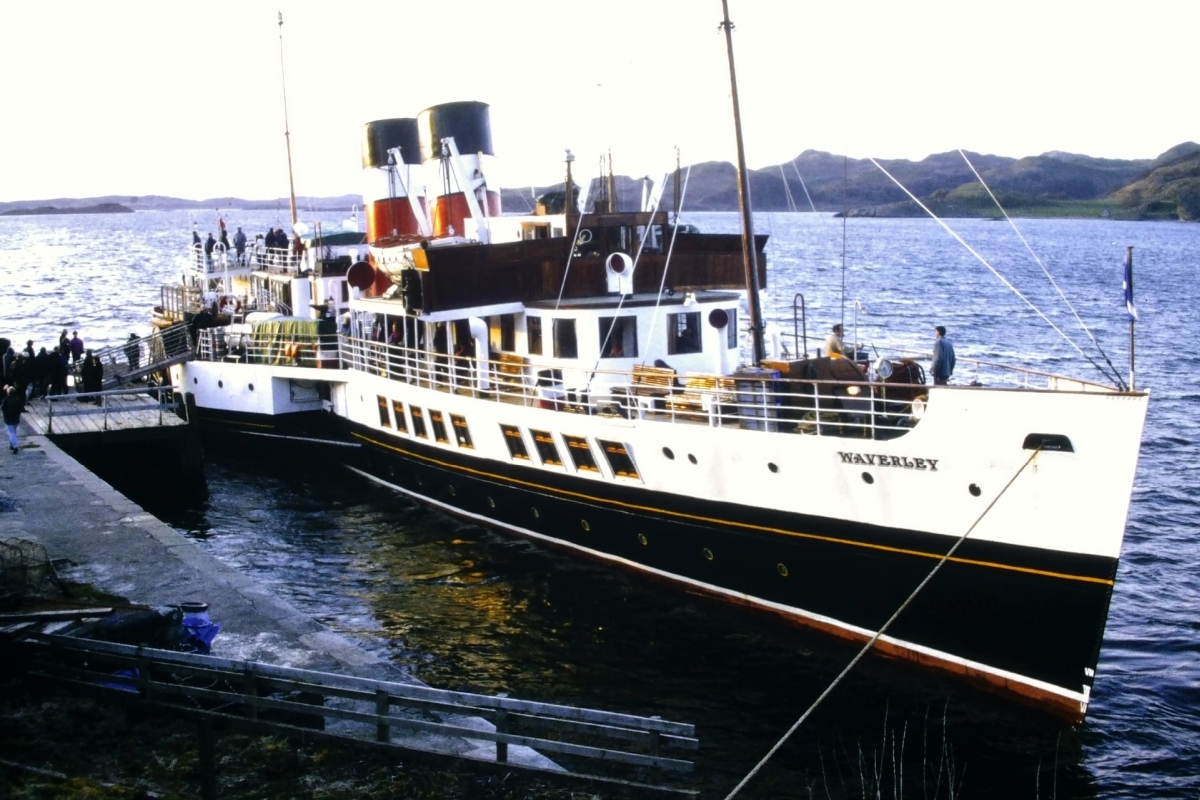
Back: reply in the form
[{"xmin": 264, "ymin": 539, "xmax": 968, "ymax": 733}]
[{"xmin": 21, "ymin": 389, "xmax": 188, "ymax": 436}]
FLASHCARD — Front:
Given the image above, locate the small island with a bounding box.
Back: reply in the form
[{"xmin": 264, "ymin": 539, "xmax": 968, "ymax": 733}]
[{"xmin": 1, "ymin": 202, "xmax": 134, "ymax": 216}]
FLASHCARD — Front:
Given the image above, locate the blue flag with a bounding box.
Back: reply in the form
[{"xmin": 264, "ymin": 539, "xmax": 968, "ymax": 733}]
[{"xmin": 1123, "ymin": 248, "xmax": 1137, "ymax": 321}]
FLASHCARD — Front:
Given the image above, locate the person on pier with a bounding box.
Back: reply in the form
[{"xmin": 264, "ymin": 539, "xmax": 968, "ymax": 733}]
[{"xmin": 3, "ymin": 386, "xmax": 22, "ymax": 453}]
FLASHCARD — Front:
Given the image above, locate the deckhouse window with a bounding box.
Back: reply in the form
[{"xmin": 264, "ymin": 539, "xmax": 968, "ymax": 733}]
[
  {"xmin": 391, "ymin": 400, "xmax": 408, "ymax": 434},
  {"xmin": 528, "ymin": 316, "xmax": 543, "ymax": 355},
  {"xmin": 451, "ymin": 414, "xmax": 473, "ymax": 448},
  {"xmin": 500, "ymin": 314, "xmax": 516, "ymax": 352},
  {"xmin": 598, "ymin": 440, "xmax": 640, "ymax": 480},
  {"xmin": 599, "ymin": 316, "xmax": 638, "ymax": 358},
  {"xmin": 377, "ymin": 396, "xmax": 392, "ymax": 428},
  {"xmin": 668, "ymin": 312, "xmax": 702, "ymax": 355},
  {"xmin": 501, "ymin": 424, "xmax": 530, "ymax": 461},
  {"xmin": 553, "ymin": 319, "xmax": 578, "ymax": 359},
  {"xmin": 411, "ymin": 406, "xmax": 428, "ymax": 439},
  {"xmin": 727, "ymin": 308, "xmax": 738, "ymax": 349},
  {"xmin": 563, "ymin": 435, "xmax": 600, "ymax": 474},
  {"xmin": 530, "ymin": 429, "xmax": 563, "ymax": 467},
  {"xmin": 430, "ymin": 410, "xmax": 450, "ymax": 444}
]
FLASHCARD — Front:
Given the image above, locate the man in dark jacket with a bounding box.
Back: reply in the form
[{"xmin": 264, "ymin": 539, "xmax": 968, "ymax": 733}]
[
  {"xmin": 931, "ymin": 325, "xmax": 956, "ymax": 386},
  {"xmin": 3, "ymin": 385, "xmax": 23, "ymax": 453}
]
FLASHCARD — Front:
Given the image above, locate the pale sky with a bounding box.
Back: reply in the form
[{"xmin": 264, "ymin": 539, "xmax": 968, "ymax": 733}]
[{"xmin": 0, "ymin": 0, "xmax": 1194, "ymax": 203}]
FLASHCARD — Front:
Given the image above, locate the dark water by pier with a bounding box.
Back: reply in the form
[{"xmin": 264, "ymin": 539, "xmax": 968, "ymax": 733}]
[{"xmin": 2, "ymin": 209, "xmax": 1197, "ymax": 798}]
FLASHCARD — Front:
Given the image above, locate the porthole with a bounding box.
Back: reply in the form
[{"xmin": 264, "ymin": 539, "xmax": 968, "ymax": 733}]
[
  {"xmin": 663, "ymin": 447, "xmax": 675, "ymax": 460},
  {"xmin": 687, "ymin": 454, "xmax": 698, "ymax": 465},
  {"xmin": 218, "ymin": 380, "xmax": 224, "ymax": 388},
  {"xmin": 487, "ymin": 497, "xmax": 496, "ymax": 508},
  {"xmin": 531, "ymin": 507, "xmax": 539, "ymax": 518},
  {"xmin": 777, "ymin": 563, "xmax": 790, "ymax": 577},
  {"xmin": 248, "ymin": 383, "xmax": 254, "ymax": 391},
  {"xmin": 637, "ymin": 533, "xmax": 648, "ymax": 546},
  {"xmin": 862, "ymin": 472, "xmax": 874, "ymax": 484},
  {"xmin": 581, "ymin": 519, "xmax": 591, "ymax": 532},
  {"xmin": 448, "ymin": 485, "xmax": 456, "ymax": 496},
  {"xmin": 768, "ymin": 462, "xmax": 779, "ymax": 473},
  {"xmin": 702, "ymin": 547, "xmax": 714, "ymax": 561},
  {"xmin": 193, "ymin": 377, "xmax": 198, "ymax": 385},
  {"xmin": 969, "ymin": 484, "xmax": 982, "ymax": 497}
]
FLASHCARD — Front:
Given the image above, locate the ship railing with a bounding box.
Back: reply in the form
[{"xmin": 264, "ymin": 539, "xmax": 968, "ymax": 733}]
[
  {"xmin": 183, "ymin": 245, "xmax": 304, "ymax": 277},
  {"xmin": 887, "ymin": 346, "xmax": 1119, "ymax": 392},
  {"xmin": 197, "ymin": 328, "xmax": 339, "ymax": 368},
  {"xmin": 338, "ymin": 338, "xmax": 931, "ymax": 440}
]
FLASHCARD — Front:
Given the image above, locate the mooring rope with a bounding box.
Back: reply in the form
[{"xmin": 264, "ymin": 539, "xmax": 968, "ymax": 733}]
[
  {"xmin": 957, "ymin": 149, "xmax": 1127, "ymax": 390},
  {"xmin": 723, "ymin": 446, "xmax": 1043, "ymax": 800}
]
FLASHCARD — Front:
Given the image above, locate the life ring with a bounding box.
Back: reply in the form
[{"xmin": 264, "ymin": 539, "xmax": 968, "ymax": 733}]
[{"xmin": 576, "ymin": 228, "xmax": 593, "ymax": 246}]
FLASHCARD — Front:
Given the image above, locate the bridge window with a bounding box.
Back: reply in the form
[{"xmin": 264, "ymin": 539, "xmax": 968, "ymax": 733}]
[
  {"xmin": 451, "ymin": 414, "xmax": 473, "ymax": 448},
  {"xmin": 527, "ymin": 316, "xmax": 543, "ymax": 355},
  {"xmin": 563, "ymin": 435, "xmax": 600, "ymax": 474},
  {"xmin": 599, "ymin": 316, "xmax": 638, "ymax": 358},
  {"xmin": 553, "ymin": 319, "xmax": 578, "ymax": 359},
  {"xmin": 391, "ymin": 400, "xmax": 408, "ymax": 434},
  {"xmin": 530, "ymin": 429, "xmax": 563, "ymax": 467},
  {"xmin": 410, "ymin": 406, "xmax": 427, "ymax": 439},
  {"xmin": 430, "ymin": 410, "xmax": 450, "ymax": 444},
  {"xmin": 501, "ymin": 424, "xmax": 530, "ymax": 461},
  {"xmin": 668, "ymin": 312, "xmax": 702, "ymax": 355},
  {"xmin": 377, "ymin": 396, "xmax": 391, "ymax": 428},
  {"xmin": 599, "ymin": 440, "xmax": 640, "ymax": 480}
]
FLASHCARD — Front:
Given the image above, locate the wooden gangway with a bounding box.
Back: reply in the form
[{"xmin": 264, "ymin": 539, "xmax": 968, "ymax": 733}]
[
  {"xmin": 21, "ymin": 386, "xmax": 188, "ymax": 436},
  {"xmin": 71, "ymin": 323, "xmax": 194, "ymax": 390},
  {"xmin": 17, "ymin": 632, "xmax": 698, "ymax": 797}
]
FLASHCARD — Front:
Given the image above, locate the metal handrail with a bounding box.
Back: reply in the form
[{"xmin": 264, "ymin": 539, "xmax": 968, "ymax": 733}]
[{"xmin": 45, "ymin": 386, "xmax": 174, "ymax": 433}]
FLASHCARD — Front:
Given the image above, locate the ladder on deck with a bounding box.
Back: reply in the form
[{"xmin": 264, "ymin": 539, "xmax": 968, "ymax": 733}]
[{"xmin": 74, "ymin": 324, "xmax": 195, "ymax": 390}]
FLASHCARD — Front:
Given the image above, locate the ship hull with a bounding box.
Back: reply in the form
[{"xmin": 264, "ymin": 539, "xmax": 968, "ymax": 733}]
[{"xmin": 345, "ymin": 419, "xmax": 1117, "ymax": 720}]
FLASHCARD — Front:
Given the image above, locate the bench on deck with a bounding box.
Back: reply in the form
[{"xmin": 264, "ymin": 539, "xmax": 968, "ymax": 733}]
[
  {"xmin": 661, "ymin": 374, "xmax": 738, "ymax": 422},
  {"xmin": 494, "ymin": 353, "xmax": 531, "ymax": 400},
  {"xmin": 630, "ymin": 364, "xmax": 676, "ymax": 397}
]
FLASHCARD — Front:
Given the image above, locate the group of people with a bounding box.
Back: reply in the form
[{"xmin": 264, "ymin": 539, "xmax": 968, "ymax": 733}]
[
  {"xmin": 823, "ymin": 322, "xmax": 956, "ymax": 384},
  {"xmin": 190, "ymin": 224, "xmax": 302, "ymax": 270},
  {"xmin": 1, "ymin": 330, "xmax": 147, "ymax": 454}
]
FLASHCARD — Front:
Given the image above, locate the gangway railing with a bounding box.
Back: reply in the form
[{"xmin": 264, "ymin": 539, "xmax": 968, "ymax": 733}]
[
  {"xmin": 73, "ymin": 324, "xmax": 194, "ymax": 391},
  {"xmin": 39, "ymin": 386, "xmax": 181, "ymax": 434}
]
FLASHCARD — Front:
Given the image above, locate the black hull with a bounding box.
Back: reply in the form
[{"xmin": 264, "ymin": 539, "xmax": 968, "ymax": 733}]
[{"xmin": 347, "ymin": 423, "xmax": 1117, "ymax": 718}]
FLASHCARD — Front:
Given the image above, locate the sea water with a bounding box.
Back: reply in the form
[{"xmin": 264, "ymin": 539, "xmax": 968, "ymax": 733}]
[{"xmin": 0, "ymin": 208, "xmax": 1196, "ymax": 798}]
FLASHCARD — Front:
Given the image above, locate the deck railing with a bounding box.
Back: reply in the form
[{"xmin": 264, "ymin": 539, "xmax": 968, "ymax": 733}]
[
  {"xmin": 185, "ymin": 245, "xmax": 305, "ymax": 276},
  {"xmin": 191, "ymin": 331, "xmax": 1121, "ymax": 440}
]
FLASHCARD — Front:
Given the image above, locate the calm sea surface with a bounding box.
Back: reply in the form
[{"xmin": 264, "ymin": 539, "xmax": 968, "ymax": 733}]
[{"xmin": 1, "ymin": 209, "xmax": 1196, "ymax": 798}]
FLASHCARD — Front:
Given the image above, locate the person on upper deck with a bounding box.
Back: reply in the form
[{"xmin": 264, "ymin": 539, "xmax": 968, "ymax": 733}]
[
  {"xmin": 203, "ymin": 233, "xmax": 216, "ymax": 267},
  {"xmin": 931, "ymin": 325, "xmax": 956, "ymax": 386},
  {"xmin": 233, "ymin": 227, "xmax": 247, "ymax": 265},
  {"xmin": 824, "ymin": 323, "xmax": 845, "ymax": 358}
]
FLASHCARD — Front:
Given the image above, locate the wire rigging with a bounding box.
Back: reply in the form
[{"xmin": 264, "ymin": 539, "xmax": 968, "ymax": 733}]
[
  {"xmin": 957, "ymin": 150, "xmax": 1126, "ymax": 390},
  {"xmin": 641, "ymin": 165, "xmax": 693, "ymax": 365},
  {"xmin": 868, "ymin": 157, "xmax": 1117, "ymax": 385}
]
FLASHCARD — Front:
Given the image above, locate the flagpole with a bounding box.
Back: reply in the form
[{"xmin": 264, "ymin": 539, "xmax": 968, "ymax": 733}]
[{"xmin": 1127, "ymin": 245, "xmax": 1135, "ymax": 391}]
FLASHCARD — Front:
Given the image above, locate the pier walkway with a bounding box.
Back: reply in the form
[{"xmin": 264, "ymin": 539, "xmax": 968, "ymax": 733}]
[{"xmin": 0, "ymin": 431, "xmax": 557, "ymax": 771}]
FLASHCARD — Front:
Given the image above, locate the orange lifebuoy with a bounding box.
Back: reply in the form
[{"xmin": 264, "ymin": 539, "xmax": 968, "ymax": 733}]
[{"xmin": 285, "ymin": 342, "xmax": 299, "ymax": 358}]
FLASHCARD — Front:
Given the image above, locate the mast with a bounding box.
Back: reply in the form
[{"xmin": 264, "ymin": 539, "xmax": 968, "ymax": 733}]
[
  {"xmin": 278, "ymin": 12, "xmax": 298, "ymax": 228},
  {"xmin": 719, "ymin": 0, "xmax": 766, "ymax": 366}
]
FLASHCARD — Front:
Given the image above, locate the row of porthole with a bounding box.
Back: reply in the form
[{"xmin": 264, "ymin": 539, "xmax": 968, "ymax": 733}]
[
  {"xmin": 662, "ymin": 445, "xmax": 782, "ymax": 474},
  {"xmin": 193, "ymin": 377, "xmax": 254, "ymax": 391},
  {"xmin": 860, "ymin": 472, "xmax": 983, "ymax": 497},
  {"xmin": 461, "ymin": 487, "xmax": 796, "ymax": 577}
]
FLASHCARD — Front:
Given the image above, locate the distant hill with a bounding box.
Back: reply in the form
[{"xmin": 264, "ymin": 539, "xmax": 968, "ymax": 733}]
[
  {"xmin": 0, "ymin": 202, "xmax": 133, "ymax": 216},
  {"xmin": 7, "ymin": 144, "xmax": 1198, "ymax": 221}
]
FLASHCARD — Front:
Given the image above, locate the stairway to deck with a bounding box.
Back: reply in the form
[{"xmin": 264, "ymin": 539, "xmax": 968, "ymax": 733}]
[{"xmin": 72, "ymin": 324, "xmax": 195, "ymax": 390}]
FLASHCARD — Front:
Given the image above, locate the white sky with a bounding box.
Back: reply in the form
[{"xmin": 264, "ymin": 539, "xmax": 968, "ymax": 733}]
[{"xmin": 0, "ymin": 0, "xmax": 1195, "ymax": 202}]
